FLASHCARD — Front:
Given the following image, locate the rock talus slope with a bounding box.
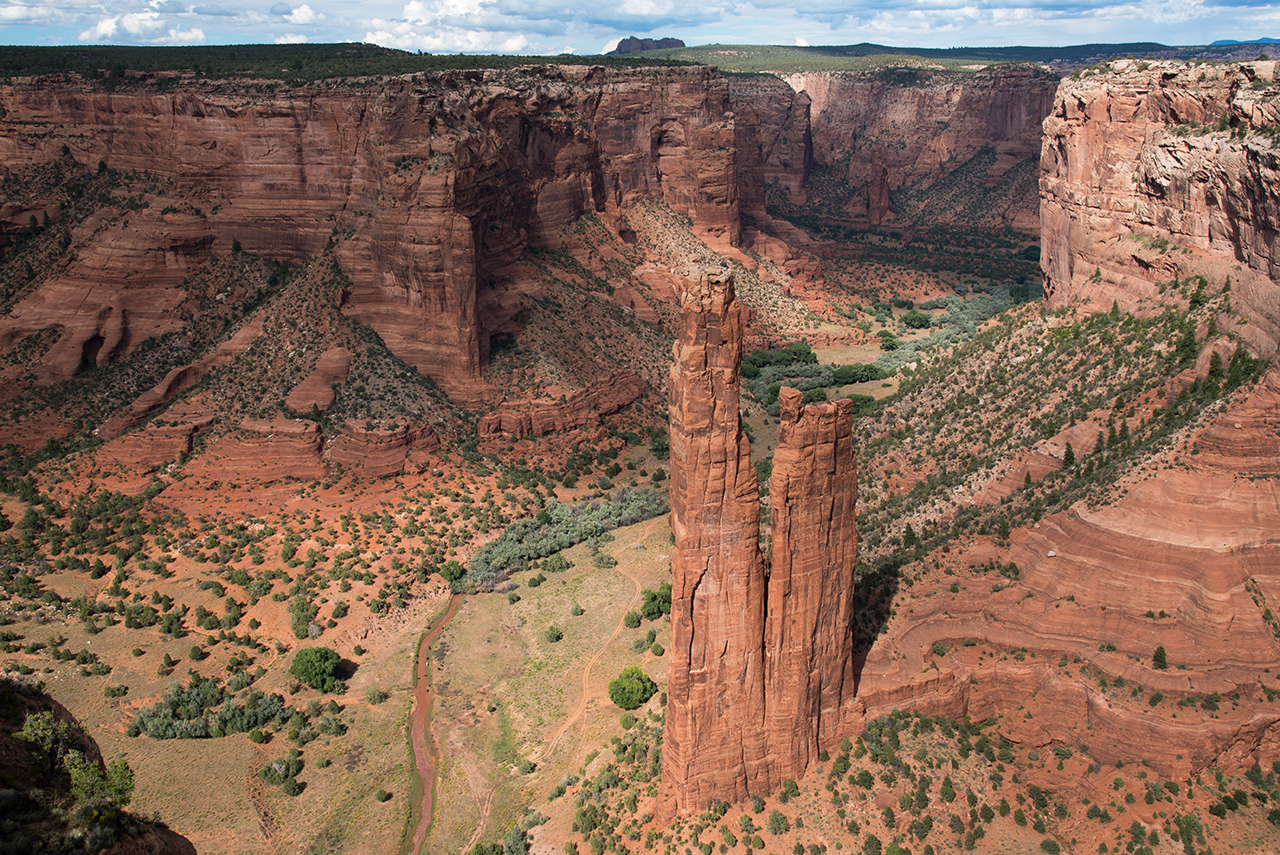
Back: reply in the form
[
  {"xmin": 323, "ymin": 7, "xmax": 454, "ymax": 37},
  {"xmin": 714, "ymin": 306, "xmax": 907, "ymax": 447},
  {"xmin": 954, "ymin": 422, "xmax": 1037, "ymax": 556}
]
[{"xmin": 661, "ymin": 266, "xmax": 859, "ymax": 816}]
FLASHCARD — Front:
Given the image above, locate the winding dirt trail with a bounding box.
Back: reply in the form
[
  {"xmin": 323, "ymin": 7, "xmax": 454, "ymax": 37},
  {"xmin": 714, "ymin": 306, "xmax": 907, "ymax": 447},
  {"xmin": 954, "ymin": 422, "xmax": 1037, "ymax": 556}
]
[
  {"xmin": 408, "ymin": 593, "xmax": 463, "ymax": 855},
  {"xmin": 536, "ymin": 518, "xmax": 655, "ymax": 763}
]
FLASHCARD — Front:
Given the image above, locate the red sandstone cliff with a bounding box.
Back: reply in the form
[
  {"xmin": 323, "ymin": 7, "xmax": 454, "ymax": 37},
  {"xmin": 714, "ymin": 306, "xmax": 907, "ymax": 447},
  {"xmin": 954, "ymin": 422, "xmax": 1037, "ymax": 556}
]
[
  {"xmin": 476, "ymin": 372, "xmax": 645, "ymax": 438},
  {"xmin": 1040, "ymin": 59, "xmax": 1280, "ymax": 355},
  {"xmin": 0, "ymin": 65, "xmax": 738, "ymax": 400},
  {"xmin": 661, "ymin": 266, "xmax": 859, "ymax": 815}
]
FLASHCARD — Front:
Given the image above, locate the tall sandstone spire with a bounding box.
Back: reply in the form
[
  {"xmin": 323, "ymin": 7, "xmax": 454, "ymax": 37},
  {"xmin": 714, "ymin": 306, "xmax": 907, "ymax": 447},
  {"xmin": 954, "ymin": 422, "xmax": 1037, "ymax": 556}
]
[
  {"xmin": 660, "ymin": 265, "xmax": 859, "ymax": 816},
  {"xmin": 661, "ymin": 264, "xmax": 771, "ymax": 813}
]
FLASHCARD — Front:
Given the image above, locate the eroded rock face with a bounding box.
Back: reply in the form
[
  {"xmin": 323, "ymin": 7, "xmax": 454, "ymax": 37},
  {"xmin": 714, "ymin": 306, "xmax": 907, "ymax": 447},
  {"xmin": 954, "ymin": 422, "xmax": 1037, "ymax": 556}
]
[
  {"xmin": 1040, "ymin": 59, "xmax": 1280, "ymax": 355},
  {"xmin": 285, "ymin": 347, "xmax": 352, "ymax": 414},
  {"xmin": 0, "ymin": 65, "xmax": 738, "ymax": 400},
  {"xmin": 765, "ymin": 388, "xmax": 859, "ymax": 781},
  {"xmin": 190, "ymin": 418, "xmax": 326, "ymax": 484},
  {"xmin": 326, "ymin": 420, "xmax": 441, "ymax": 477},
  {"xmin": 476, "ymin": 371, "xmax": 645, "ymax": 438},
  {"xmin": 661, "ymin": 266, "xmax": 858, "ymax": 815}
]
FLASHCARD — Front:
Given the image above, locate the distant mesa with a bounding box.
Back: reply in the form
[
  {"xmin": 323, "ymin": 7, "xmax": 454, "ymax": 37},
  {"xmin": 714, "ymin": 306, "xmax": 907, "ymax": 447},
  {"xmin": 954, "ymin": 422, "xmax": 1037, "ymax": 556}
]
[
  {"xmin": 609, "ymin": 36, "xmax": 686, "ymax": 54},
  {"xmin": 1210, "ymin": 37, "xmax": 1279, "ymax": 45}
]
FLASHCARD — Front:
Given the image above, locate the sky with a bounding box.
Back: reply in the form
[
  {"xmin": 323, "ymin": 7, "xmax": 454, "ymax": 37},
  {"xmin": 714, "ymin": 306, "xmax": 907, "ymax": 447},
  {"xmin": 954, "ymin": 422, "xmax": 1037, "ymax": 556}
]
[{"xmin": 0, "ymin": 0, "xmax": 1277, "ymax": 55}]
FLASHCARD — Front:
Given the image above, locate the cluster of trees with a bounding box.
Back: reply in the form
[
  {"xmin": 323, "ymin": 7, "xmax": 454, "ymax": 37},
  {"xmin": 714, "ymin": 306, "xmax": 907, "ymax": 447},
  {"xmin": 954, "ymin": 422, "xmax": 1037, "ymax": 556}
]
[
  {"xmin": 0, "ymin": 44, "xmax": 694, "ymax": 86},
  {"xmin": 290, "ymin": 646, "xmax": 344, "ymax": 693},
  {"xmin": 465, "ymin": 489, "xmax": 667, "ymax": 590},
  {"xmin": 129, "ymin": 675, "xmax": 290, "ymax": 739},
  {"xmin": 741, "ymin": 341, "xmax": 817, "ymax": 379}
]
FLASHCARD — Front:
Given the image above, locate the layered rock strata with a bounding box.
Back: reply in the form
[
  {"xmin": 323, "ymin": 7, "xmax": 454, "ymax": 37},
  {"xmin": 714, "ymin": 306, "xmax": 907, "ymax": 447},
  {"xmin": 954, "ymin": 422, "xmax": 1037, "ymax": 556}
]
[
  {"xmin": 661, "ymin": 266, "xmax": 858, "ymax": 815},
  {"xmin": 1040, "ymin": 59, "xmax": 1280, "ymax": 356},
  {"xmin": 476, "ymin": 372, "xmax": 645, "ymax": 438}
]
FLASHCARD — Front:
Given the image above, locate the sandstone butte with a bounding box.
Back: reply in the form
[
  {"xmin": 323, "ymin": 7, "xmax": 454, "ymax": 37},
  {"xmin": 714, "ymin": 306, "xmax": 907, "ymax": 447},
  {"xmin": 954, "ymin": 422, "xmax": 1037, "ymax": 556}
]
[{"xmin": 660, "ymin": 264, "xmax": 859, "ymax": 816}]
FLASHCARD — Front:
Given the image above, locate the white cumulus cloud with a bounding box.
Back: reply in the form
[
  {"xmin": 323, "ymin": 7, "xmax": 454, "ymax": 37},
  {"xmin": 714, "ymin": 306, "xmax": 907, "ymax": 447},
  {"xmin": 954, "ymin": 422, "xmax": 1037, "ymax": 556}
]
[
  {"xmin": 276, "ymin": 32, "xmax": 308, "ymax": 42},
  {"xmin": 285, "ymin": 4, "xmax": 322, "ymax": 24},
  {"xmin": 163, "ymin": 25, "xmax": 205, "ymax": 42},
  {"xmin": 79, "ymin": 17, "xmax": 119, "ymax": 40}
]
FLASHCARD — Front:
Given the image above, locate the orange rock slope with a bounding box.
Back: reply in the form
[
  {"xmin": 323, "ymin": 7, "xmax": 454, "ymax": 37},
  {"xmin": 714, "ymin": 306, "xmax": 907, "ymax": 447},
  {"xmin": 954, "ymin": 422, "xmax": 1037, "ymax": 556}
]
[{"xmin": 853, "ymin": 369, "xmax": 1280, "ymax": 783}]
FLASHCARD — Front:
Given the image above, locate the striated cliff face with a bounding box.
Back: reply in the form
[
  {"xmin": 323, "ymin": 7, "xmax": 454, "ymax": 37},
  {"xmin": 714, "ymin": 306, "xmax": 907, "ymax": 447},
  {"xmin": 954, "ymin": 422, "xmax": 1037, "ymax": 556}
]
[
  {"xmin": 771, "ymin": 66, "xmax": 1058, "ymax": 231},
  {"xmin": 764, "ymin": 387, "xmax": 859, "ymax": 781},
  {"xmin": 660, "ymin": 265, "xmax": 858, "ymax": 816},
  {"xmin": 0, "ymin": 65, "xmax": 738, "ymax": 400},
  {"xmin": 1041, "ymin": 59, "xmax": 1280, "ymax": 356},
  {"xmin": 729, "ymin": 73, "xmax": 813, "ymax": 220}
]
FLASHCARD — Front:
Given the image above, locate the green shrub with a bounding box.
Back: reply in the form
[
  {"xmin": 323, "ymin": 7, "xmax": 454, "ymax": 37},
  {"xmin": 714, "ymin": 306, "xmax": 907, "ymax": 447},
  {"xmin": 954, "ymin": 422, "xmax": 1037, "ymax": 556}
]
[
  {"xmin": 544, "ymin": 625, "xmax": 564, "ymax": 643},
  {"xmin": 375, "ymin": 788, "xmax": 391, "ymax": 802},
  {"xmin": 466, "ymin": 489, "xmax": 667, "ymax": 589},
  {"xmin": 623, "ymin": 610, "xmax": 641, "ymax": 629},
  {"xmin": 366, "ymin": 688, "xmax": 389, "ymax": 704},
  {"xmin": 290, "ymin": 646, "xmax": 342, "ymax": 693},
  {"xmin": 608, "ymin": 666, "xmax": 657, "ymax": 710}
]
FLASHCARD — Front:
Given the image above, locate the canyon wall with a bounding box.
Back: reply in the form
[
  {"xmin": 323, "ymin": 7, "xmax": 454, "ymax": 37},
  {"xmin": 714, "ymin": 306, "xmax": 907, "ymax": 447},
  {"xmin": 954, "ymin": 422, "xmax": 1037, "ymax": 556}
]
[
  {"xmin": 660, "ymin": 265, "xmax": 858, "ymax": 815},
  {"xmin": 1040, "ymin": 59, "xmax": 1280, "ymax": 356},
  {"xmin": 0, "ymin": 65, "xmax": 738, "ymax": 400},
  {"xmin": 765, "ymin": 66, "xmax": 1059, "ymax": 231}
]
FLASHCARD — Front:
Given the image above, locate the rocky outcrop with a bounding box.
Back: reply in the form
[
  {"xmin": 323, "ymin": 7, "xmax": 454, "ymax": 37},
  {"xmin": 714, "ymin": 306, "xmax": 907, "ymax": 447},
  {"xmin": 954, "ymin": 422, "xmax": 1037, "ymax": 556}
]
[
  {"xmin": 326, "ymin": 420, "xmax": 441, "ymax": 477},
  {"xmin": 476, "ymin": 372, "xmax": 645, "ymax": 438},
  {"xmin": 610, "ymin": 37, "xmax": 685, "ymax": 54},
  {"xmin": 1040, "ymin": 59, "xmax": 1280, "ymax": 356},
  {"xmin": 764, "ymin": 388, "xmax": 859, "ymax": 780},
  {"xmin": 192, "ymin": 418, "xmax": 326, "ymax": 483},
  {"xmin": 97, "ymin": 316, "xmax": 264, "ymax": 440},
  {"xmin": 0, "ymin": 65, "xmax": 739, "ymax": 399},
  {"xmin": 660, "ymin": 266, "xmax": 859, "ymax": 816},
  {"xmin": 772, "ymin": 66, "xmax": 1059, "ymax": 231}
]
